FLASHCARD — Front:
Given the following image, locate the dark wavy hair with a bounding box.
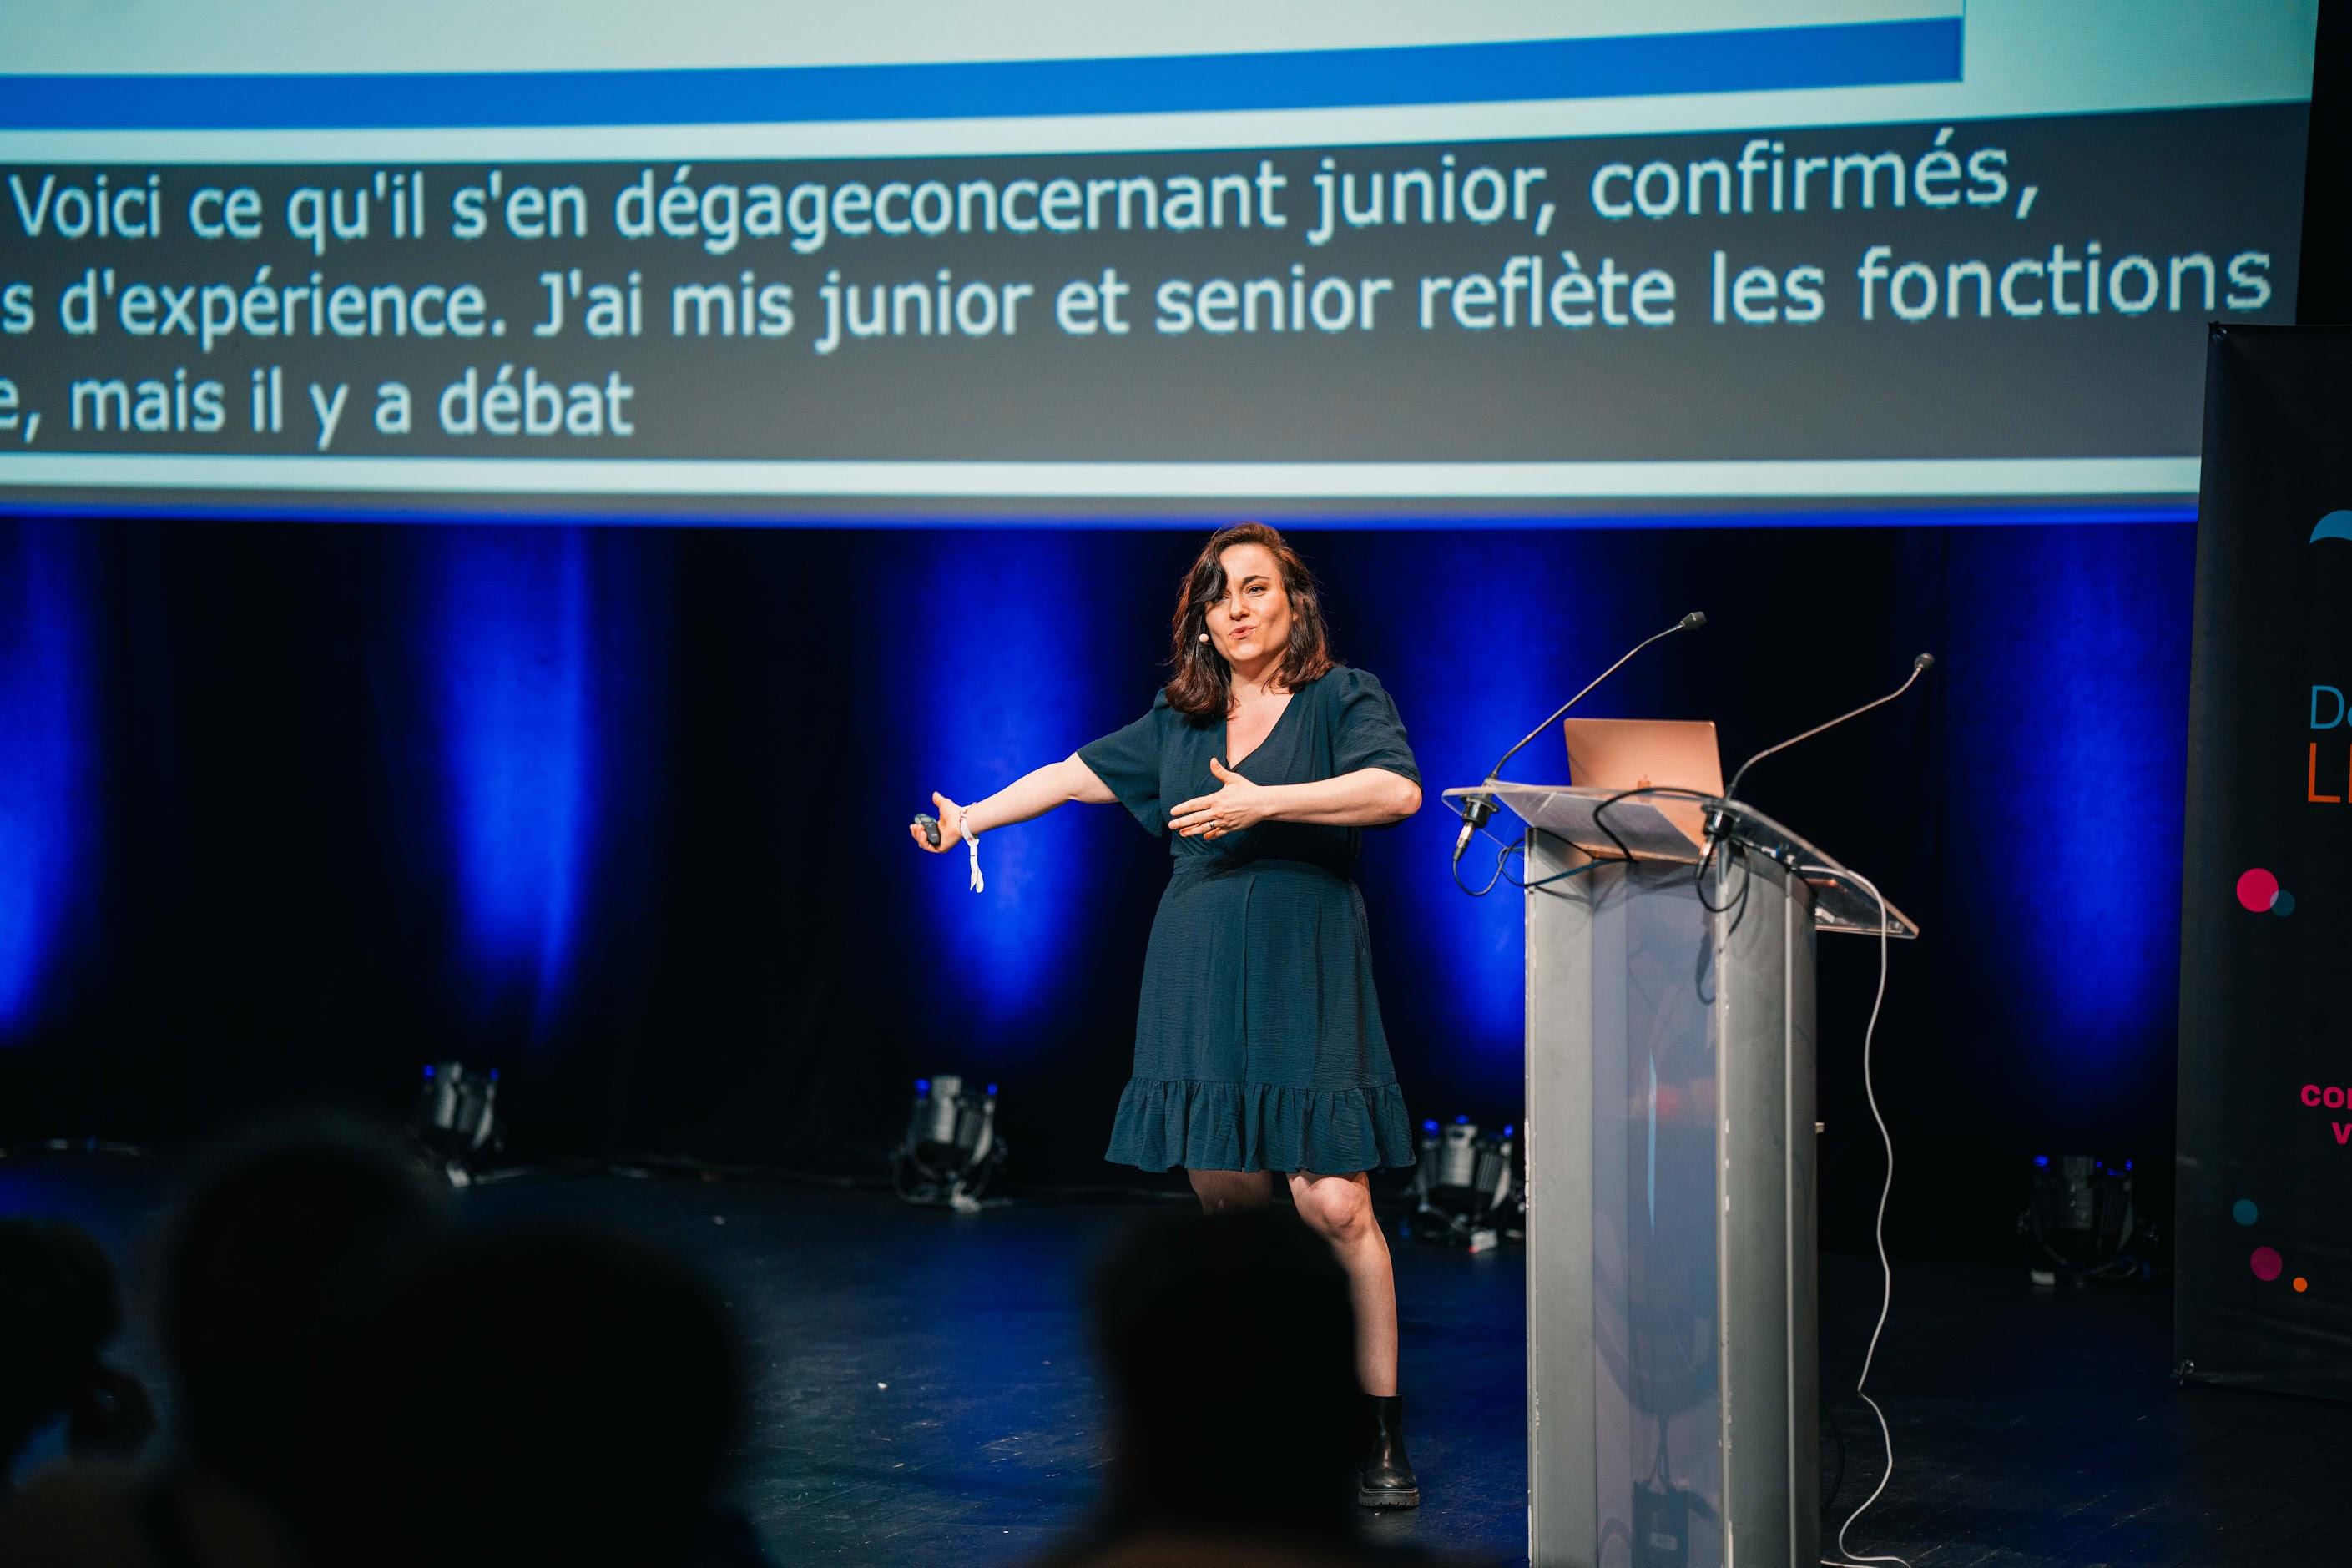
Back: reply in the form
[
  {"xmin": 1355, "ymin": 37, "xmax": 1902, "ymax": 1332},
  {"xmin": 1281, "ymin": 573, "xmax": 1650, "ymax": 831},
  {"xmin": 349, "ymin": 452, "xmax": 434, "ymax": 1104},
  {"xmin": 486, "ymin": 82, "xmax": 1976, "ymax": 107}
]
[{"xmin": 1163, "ymin": 522, "xmax": 1337, "ymax": 719}]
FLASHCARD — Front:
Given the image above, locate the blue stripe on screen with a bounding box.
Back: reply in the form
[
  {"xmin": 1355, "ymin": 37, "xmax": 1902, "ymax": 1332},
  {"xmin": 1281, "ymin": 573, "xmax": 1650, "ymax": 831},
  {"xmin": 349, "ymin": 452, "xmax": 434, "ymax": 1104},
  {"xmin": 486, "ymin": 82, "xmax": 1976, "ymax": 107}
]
[
  {"xmin": 0, "ymin": 18, "xmax": 1961, "ymax": 130},
  {"xmin": 0, "ymin": 498, "xmax": 2200, "ymax": 532}
]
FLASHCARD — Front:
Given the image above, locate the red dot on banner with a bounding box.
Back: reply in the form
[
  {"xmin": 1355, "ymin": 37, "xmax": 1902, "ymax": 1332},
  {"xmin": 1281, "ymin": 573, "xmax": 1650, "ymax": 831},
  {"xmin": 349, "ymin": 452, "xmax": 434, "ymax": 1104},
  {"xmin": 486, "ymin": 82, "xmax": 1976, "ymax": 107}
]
[
  {"xmin": 2252, "ymin": 1247, "xmax": 2283, "ymax": 1281},
  {"xmin": 2237, "ymin": 869, "xmax": 2279, "ymax": 912}
]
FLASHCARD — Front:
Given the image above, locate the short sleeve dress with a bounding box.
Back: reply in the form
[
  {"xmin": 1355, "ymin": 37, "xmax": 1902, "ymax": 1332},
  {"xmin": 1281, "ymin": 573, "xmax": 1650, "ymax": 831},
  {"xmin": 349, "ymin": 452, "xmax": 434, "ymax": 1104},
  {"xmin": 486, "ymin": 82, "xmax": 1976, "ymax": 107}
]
[{"xmin": 1078, "ymin": 665, "xmax": 1421, "ymax": 1174}]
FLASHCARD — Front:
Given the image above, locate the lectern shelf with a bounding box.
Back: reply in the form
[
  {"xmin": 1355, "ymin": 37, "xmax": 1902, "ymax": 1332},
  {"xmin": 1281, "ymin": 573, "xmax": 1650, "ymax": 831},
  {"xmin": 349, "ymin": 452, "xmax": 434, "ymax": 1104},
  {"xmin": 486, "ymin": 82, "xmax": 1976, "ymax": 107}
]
[{"xmin": 1441, "ymin": 784, "xmax": 1917, "ymax": 937}]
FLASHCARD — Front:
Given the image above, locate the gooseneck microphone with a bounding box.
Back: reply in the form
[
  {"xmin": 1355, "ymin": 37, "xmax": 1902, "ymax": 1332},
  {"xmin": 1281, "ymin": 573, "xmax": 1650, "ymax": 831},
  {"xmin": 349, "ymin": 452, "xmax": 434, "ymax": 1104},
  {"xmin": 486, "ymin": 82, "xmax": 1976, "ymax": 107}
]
[
  {"xmin": 1453, "ymin": 612, "xmax": 1708, "ymax": 865},
  {"xmin": 1722, "ymin": 653, "xmax": 1936, "ymax": 805}
]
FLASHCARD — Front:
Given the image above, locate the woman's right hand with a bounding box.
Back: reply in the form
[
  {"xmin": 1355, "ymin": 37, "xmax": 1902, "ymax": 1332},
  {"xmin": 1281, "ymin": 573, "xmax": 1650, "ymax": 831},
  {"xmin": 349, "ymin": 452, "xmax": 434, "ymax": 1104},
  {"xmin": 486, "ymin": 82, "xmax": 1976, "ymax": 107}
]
[{"xmin": 909, "ymin": 790, "xmax": 967, "ymax": 853}]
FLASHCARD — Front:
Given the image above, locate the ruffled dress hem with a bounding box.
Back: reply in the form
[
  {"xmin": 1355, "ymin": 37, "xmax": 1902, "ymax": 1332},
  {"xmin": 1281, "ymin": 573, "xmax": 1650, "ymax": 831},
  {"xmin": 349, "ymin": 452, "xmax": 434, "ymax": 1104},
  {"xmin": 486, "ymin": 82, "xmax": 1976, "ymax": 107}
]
[{"xmin": 1104, "ymin": 1076, "xmax": 1419, "ymax": 1174}]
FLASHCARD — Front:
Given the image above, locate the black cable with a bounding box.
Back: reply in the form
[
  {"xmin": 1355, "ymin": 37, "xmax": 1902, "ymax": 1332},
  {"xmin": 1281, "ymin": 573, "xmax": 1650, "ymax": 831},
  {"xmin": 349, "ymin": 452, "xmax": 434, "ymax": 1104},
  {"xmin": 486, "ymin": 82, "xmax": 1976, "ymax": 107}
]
[
  {"xmin": 1451, "ymin": 834, "xmax": 1512, "ymax": 896},
  {"xmin": 1577, "ymin": 785, "xmax": 1647, "ymax": 865},
  {"xmin": 1689, "ymin": 794, "xmax": 1765, "ymax": 916},
  {"xmin": 1693, "ymin": 836, "xmax": 1752, "ymax": 917},
  {"xmin": 1446, "ymin": 816, "xmax": 1619, "ymax": 898},
  {"xmin": 1441, "ymin": 793, "xmax": 1522, "ymax": 896},
  {"xmin": 1445, "ymin": 785, "xmax": 1622, "ymax": 898},
  {"xmin": 1502, "ymin": 838, "xmax": 1608, "ymax": 895},
  {"xmin": 1587, "ymin": 784, "xmax": 1720, "ymax": 877},
  {"xmin": 1726, "ymin": 848, "xmax": 1758, "ymax": 935},
  {"xmin": 1580, "ymin": 784, "xmax": 1772, "ymax": 918},
  {"xmin": 1589, "ymin": 784, "xmax": 1718, "ymax": 809},
  {"xmin": 1710, "ymin": 840, "xmax": 1760, "ymax": 933},
  {"xmin": 1461, "ymin": 783, "xmax": 1765, "ymax": 905}
]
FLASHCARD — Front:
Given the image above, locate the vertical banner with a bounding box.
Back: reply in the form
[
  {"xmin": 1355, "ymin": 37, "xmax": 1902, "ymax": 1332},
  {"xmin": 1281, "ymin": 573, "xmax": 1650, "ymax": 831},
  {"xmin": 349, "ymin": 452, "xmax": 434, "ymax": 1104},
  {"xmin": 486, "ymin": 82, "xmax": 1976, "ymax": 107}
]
[{"xmin": 2178, "ymin": 324, "xmax": 2352, "ymax": 1399}]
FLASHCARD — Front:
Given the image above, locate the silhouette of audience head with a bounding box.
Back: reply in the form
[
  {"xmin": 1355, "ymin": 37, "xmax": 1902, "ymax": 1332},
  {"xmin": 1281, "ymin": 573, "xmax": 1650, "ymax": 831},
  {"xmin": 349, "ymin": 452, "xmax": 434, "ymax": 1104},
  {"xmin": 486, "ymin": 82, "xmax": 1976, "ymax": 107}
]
[
  {"xmin": 159, "ymin": 1118, "xmax": 441, "ymax": 1507},
  {"xmin": 1091, "ymin": 1206, "xmax": 1360, "ymax": 1540},
  {"xmin": 0, "ymin": 1220, "xmax": 123, "ymax": 1484},
  {"xmin": 310, "ymin": 1226, "xmax": 742, "ymax": 1568}
]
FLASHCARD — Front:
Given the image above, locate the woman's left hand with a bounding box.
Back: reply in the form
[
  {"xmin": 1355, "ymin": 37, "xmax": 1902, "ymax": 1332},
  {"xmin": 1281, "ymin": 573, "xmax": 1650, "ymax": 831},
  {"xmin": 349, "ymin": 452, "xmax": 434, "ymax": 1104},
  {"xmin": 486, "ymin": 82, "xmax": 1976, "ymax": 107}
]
[{"xmin": 1169, "ymin": 758, "xmax": 1275, "ymax": 839}]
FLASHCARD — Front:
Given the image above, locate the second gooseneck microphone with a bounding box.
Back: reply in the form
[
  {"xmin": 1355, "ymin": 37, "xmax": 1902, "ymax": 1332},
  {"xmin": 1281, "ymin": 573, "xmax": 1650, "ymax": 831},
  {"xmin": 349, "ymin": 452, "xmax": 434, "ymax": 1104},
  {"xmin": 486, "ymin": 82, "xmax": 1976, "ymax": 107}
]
[
  {"xmin": 1454, "ymin": 611, "xmax": 1708, "ymax": 864},
  {"xmin": 1723, "ymin": 653, "xmax": 1936, "ymax": 804}
]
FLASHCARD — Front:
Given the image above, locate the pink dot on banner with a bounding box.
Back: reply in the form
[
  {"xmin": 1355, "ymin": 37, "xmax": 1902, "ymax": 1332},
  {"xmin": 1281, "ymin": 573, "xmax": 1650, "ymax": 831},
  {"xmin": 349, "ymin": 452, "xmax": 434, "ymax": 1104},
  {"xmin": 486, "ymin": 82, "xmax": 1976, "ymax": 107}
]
[
  {"xmin": 2237, "ymin": 869, "xmax": 2279, "ymax": 912},
  {"xmin": 2252, "ymin": 1247, "xmax": 2284, "ymax": 1282}
]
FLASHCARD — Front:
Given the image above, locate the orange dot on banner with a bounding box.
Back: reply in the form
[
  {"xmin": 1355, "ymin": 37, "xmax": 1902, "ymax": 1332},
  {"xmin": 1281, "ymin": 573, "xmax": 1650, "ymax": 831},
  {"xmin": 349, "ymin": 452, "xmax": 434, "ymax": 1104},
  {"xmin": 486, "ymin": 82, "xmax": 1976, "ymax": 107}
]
[{"xmin": 2294, "ymin": 1278, "xmax": 2309, "ymax": 1293}]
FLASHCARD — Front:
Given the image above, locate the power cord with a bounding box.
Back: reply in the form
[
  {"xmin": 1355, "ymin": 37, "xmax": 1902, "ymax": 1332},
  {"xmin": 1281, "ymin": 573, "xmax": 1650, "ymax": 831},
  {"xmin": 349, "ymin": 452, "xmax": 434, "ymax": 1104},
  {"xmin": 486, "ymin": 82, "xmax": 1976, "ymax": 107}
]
[{"xmin": 1799, "ymin": 861, "xmax": 1910, "ymax": 1568}]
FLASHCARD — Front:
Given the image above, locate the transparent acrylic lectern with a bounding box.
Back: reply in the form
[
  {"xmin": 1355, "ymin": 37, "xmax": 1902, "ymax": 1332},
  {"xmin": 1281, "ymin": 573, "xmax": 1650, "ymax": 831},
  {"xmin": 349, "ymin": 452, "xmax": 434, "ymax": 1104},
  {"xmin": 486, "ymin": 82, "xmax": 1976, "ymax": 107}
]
[{"xmin": 1442, "ymin": 783, "xmax": 1917, "ymax": 1568}]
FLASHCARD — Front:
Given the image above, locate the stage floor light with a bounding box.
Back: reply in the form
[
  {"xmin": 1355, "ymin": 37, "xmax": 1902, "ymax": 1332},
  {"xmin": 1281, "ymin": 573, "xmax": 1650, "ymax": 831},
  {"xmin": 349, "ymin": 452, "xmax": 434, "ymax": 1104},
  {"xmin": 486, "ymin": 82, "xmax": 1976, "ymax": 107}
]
[
  {"xmin": 413, "ymin": 1060, "xmax": 503, "ymax": 1187},
  {"xmin": 894, "ymin": 1076, "xmax": 1006, "ymax": 1212},
  {"xmin": 2021, "ymin": 1152, "xmax": 2150, "ymax": 1285},
  {"xmin": 1402, "ymin": 1116, "xmax": 1520, "ymax": 1252}
]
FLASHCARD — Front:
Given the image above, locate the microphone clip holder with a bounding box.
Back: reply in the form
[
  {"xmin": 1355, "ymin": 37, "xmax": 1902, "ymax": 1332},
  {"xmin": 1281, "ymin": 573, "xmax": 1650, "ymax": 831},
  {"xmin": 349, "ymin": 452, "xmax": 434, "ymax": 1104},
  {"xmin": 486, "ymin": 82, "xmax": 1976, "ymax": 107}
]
[{"xmin": 1701, "ymin": 800, "xmax": 1734, "ymax": 849}]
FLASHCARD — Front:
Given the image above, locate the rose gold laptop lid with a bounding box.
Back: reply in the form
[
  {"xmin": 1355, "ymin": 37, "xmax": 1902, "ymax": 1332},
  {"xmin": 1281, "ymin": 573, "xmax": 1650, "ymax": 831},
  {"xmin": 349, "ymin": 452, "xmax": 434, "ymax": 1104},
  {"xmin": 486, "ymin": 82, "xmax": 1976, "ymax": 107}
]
[{"xmin": 1560, "ymin": 718, "xmax": 1724, "ymax": 847}]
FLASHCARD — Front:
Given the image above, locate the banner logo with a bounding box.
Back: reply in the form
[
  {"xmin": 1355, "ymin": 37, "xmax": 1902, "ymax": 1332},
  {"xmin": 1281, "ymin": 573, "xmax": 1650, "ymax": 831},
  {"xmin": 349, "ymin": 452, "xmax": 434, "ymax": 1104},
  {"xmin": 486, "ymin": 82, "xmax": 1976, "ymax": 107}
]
[
  {"xmin": 2233, "ymin": 1199, "xmax": 2311, "ymax": 1293},
  {"xmin": 2237, "ymin": 865, "xmax": 2294, "ymax": 915},
  {"xmin": 2310, "ymin": 509, "xmax": 2352, "ymax": 544}
]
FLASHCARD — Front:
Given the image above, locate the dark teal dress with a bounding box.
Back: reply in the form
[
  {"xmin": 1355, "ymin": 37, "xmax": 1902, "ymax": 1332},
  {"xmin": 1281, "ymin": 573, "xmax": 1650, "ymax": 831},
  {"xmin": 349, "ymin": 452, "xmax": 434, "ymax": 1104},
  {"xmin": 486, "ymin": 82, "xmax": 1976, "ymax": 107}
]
[{"xmin": 1079, "ymin": 665, "xmax": 1421, "ymax": 1174}]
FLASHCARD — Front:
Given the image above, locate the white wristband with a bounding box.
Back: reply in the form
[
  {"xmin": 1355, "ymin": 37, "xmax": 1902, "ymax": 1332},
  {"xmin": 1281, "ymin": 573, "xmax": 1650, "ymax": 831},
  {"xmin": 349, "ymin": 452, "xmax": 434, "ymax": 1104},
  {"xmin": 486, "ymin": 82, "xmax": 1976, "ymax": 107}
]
[{"xmin": 961, "ymin": 817, "xmax": 984, "ymax": 893}]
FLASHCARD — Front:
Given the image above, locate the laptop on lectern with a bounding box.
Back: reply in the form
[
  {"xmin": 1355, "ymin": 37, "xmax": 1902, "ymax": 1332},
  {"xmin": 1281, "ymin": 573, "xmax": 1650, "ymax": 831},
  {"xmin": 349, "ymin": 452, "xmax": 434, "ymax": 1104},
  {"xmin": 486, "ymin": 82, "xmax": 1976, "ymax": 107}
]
[{"xmin": 1559, "ymin": 718, "xmax": 1724, "ymax": 849}]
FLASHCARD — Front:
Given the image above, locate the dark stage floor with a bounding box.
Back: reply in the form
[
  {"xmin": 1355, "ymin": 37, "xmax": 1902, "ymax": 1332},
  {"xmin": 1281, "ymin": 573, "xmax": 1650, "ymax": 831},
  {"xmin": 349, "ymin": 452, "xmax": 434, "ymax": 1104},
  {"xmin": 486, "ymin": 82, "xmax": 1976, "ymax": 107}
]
[{"xmin": 3, "ymin": 1156, "xmax": 2345, "ymax": 1566}]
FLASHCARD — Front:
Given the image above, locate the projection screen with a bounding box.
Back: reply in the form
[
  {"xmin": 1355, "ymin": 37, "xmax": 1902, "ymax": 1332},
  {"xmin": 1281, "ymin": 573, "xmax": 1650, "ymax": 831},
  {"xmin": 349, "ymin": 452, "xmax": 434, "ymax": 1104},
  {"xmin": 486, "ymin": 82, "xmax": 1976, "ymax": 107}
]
[{"xmin": 0, "ymin": 2, "xmax": 2320, "ymax": 522}]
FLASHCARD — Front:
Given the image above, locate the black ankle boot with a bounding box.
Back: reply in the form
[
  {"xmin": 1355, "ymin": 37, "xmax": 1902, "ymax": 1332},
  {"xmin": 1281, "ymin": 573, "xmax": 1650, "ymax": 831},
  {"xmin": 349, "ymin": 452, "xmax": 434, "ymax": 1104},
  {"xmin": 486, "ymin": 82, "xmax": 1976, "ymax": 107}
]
[{"xmin": 1358, "ymin": 1393, "xmax": 1421, "ymax": 1509}]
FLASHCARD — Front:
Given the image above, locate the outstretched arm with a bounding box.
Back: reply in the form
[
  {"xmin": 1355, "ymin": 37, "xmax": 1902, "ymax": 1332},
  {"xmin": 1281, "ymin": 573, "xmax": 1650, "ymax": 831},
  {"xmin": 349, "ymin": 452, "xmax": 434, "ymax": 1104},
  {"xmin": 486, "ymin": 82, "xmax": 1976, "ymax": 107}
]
[{"xmin": 909, "ymin": 754, "xmax": 1115, "ymax": 853}]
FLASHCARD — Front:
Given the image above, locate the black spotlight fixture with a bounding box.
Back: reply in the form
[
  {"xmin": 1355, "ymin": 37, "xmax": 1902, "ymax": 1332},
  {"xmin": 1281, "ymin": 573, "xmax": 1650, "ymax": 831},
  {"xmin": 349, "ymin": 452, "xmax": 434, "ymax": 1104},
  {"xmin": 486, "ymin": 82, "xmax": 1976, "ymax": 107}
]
[
  {"xmin": 2020, "ymin": 1152, "xmax": 2152, "ymax": 1284},
  {"xmin": 893, "ymin": 1076, "xmax": 1006, "ymax": 1212},
  {"xmin": 413, "ymin": 1061, "xmax": 503, "ymax": 1187},
  {"xmin": 1402, "ymin": 1115, "xmax": 1520, "ymax": 1252}
]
